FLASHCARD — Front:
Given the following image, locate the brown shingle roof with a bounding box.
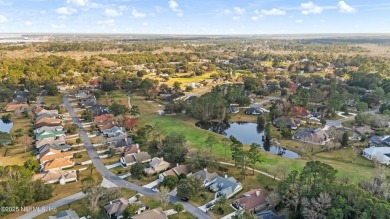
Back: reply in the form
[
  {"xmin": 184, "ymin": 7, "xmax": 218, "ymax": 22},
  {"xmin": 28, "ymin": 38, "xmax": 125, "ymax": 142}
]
[
  {"xmin": 39, "ymin": 149, "xmax": 73, "ymax": 163},
  {"xmin": 233, "ymin": 189, "xmax": 266, "ymax": 211},
  {"xmin": 3, "ymin": 103, "xmax": 29, "ymax": 112},
  {"xmin": 43, "ymin": 158, "xmax": 74, "ymax": 171},
  {"xmin": 94, "ymin": 114, "xmax": 114, "ymax": 123},
  {"xmin": 36, "ymin": 117, "xmax": 61, "ymax": 125}
]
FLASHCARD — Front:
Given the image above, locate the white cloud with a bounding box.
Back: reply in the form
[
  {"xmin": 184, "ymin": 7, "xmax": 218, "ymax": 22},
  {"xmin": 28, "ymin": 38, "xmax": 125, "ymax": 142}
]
[
  {"xmin": 104, "ymin": 8, "xmax": 122, "ymax": 17},
  {"xmin": 295, "ymin": 19, "xmax": 303, "ymax": 23},
  {"xmin": 97, "ymin": 19, "xmax": 115, "ymax": 25},
  {"xmin": 119, "ymin": 5, "xmax": 128, "ymax": 11},
  {"xmin": 338, "ymin": 1, "xmax": 355, "ymax": 13},
  {"xmin": 67, "ymin": 0, "xmax": 88, "ymax": 6},
  {"xmin": 320, "ymin": 19, "xmax": 325, "ymax": 23},
  {"xmin": 0, "ymin": 15, "xmax": 7, "ymax": 23},
  {"xmin": 223, "ymin": 9, "xmax": 231, "ymax": 15},
  {"xmin": 261, "ymin": 8, "xmax": 286, "ymax": 16},
  {"xmin": 50, "ymin": 24, "xmax": 66, "ymax": 29},
  {"xmin": 25, "ymin": 21, "xmax": 32, "ymax": 26},
  {"xmin": 301, "ymin": 1, "xmax": 323, "ymax": 14},
  {"xmin": 232, "ymin": 16, "xmax": 240, "ymax": 21},
  {"xmin": 132, "ymin": 9, "xmax": 146, "ymax": 18},
  {"xmin": 233, "ymin": 7, "xmax": 246, "ymax": 15},
  {"xmin": 168, "ymin": 0, "xmax": 183, "ymax": 16},
  {"xmin": 56, "ymin": 7, "xmax": 77, "ymax": 15},
  {"xmin": 143, "ymin": 22, "xmax": 148, "ymax": 26},
  {"xmin": 251, "ymin": 15, "xmax": 263, "ymax": 21}
]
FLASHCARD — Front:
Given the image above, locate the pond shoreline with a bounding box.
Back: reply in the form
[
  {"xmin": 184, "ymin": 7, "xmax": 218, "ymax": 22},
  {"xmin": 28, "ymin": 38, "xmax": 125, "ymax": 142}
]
[{"xmin": 196, "ymin": 121, "xmax": 300, "ymax": 159}]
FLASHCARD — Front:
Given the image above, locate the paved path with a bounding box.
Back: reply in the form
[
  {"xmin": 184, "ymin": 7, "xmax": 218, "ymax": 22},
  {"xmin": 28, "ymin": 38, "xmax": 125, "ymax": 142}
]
[
  {"xmin": 17, "ymin": 192, "xmax": 86, "ymax": 219},
  {"xmin": 63, "ymin": 94, "xmax": 211, "ymax": 219},
  {"xmin": 36, "ymin": 90, "xmax": 46, "ymax": 105},
  {"xmin": 326, "ymin": 108, "xmax": 379, "ymax": 128}
]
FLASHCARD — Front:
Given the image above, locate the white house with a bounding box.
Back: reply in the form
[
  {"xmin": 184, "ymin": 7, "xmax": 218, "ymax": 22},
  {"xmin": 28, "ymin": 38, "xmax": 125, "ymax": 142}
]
[{"xmin": 363, "ymin": 147, "xmax": 390, "ymax": 165}]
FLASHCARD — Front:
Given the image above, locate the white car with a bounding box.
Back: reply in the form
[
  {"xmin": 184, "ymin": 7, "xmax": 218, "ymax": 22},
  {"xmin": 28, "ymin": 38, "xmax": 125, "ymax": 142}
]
[{"xmin": 151, "ymin": 188, "xmax": 160, "ymax": 192}]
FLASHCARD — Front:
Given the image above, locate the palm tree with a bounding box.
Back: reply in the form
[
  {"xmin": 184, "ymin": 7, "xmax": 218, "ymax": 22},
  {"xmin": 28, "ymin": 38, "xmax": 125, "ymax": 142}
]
[{"xmin": 130, "ymin": 105, "xmax": 140, "ymax": 117}]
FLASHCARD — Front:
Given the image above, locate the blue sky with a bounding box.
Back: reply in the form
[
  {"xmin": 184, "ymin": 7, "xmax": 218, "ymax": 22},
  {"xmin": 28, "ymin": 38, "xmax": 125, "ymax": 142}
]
[{"xmin": 0, "ymin": 0, "xmax": 389, "ymax": 34}]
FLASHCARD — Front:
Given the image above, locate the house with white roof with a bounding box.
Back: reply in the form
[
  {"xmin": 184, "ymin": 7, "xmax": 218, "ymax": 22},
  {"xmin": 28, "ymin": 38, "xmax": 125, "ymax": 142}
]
[{"xmin": 363, "ymin": 147, "xmax": 390, "ymax": 165}]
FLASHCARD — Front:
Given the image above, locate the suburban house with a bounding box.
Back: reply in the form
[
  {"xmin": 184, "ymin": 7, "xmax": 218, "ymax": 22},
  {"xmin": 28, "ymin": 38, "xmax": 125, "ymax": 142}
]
[
  {"xmin": 144, "ymin": 157, "xmax": 171, "ymax": 175},
  {"xmin": 38, "ymin": 143, "xmax": 71, "ymax": 154},
  {"xmin": 102, "ymin": 126, "xmax": 125, "ymax": 138},
  {"xmin": 34, "ymin": 126, "xmax": 63, "ymax": 135},
  {"xmin": 36, "ymin": 138, "xmax": 66, "ymax": 149},
  {"xmin": 192, "ymin": 169, "xmax": 219, "ymax": 187},
  {"xmin": 120, "ymin": 152, "xmax": 152, "ymax": 167},
  {"xmin": 109, "ymin": 138, "xmax": 134, "ymax": 155},
  {"xmin": 131, "ymin": 208, "xmax": 167, "ymax": 219},
  {"xmin": 89, "ymin": 104, "xmax": 110, "ymax": 116},
  {"xmin": 57, "ymin": 84, "xmax": 76, "ymax": 92},
  {"xmin": 97, "ymin": 120, "xmax": 119, "ymax": 132},
  {"xmin": 35, "ymin": 130, "xmax": 66, "ymax": 141},
  {"xmin": 354, "ymin": 125, "xmax": 375, "ymax": 136},
  {"xmin": 363, "ymin": 147, "xmax": 390, "ymax": 165},
  {"xmin": 80, "ymin": 95, "xmax": 97, "ymax": 107},
  {"xmin": 104, "ymin": 198, "xmax": 129, "ymax": 219},
  {"xmin": 273, "ymin": 116, "xmax": 300, "ymax": 130},
  {"xmin": 35, "ymin": 118, "xmax": 62, "ymax": 126},
  {"xmin": 293, "ymin": 128, "xmax": 332, "ymax": 145},
  {"xmin": 3, "ymin": 102, "xmax": 29, "ymax": 112},
  {"xmin": 39, "ymin": 149, "xmax": 73, "ymax": 164},
  {"xmin": 232, "ymin": 189, "xmax": 267, "ymax": 212},
  {"xmin": 209, "ymin": 176, "xmax": 243, "ymax": 199},
  {"xmin": 36, "ymin": 113, "xmax": 57, "ymax": 121},
  {"xmin": 123, "ymin": 144, "xmax": 141, "ymax": 156},
  {"xmin": 43, "ymin": 158, "xmax": 74, "ymax": 171},
  {"xmin": 291, "ymin": 106, "xmax": 310, "ymax": 118},
  {"xmin": 94, "ymin": 114, "xmax": 114, "ymax": 123},
  {"xmin": 245, "ymin": 107, "xmax": 262, "ymax": 115},
  {"xmin": 159, "ymin": 164, "xmax": 191, "ymax": 182},
  {"xmin": 227, "ymin": 106, "xmax": 240, "ymax": 114},
  {"xmin": 13, "ymin": 90, "xmax": 29, "ymax": 103},
  {"xmin": 36, "ymin": 108, "xmax": 59, "ymax": 116},
  {"xmin": 46, "ymin": 209, "xmax": 81, "ymax": 219},
  {"xmin": 75, "ymin": 91, "xmax": 89, "ymax": 99},
  {"xmin": 369, "ymin": 135, "xmax": 390, "ymax": 147},
  {"xmin": 33, "ymin": 170, "xmax": 77, "ymax": 185}
]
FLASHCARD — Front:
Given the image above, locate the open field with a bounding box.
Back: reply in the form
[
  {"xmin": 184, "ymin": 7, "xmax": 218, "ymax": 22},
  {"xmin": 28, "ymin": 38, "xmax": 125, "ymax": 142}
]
[
  {"xmin": 132, "ymin": 93, "xmax": 389, "ymax": 184},
  {"xmin": 43, "ymin": 94, "xmax": 64, "ymax": 105}
]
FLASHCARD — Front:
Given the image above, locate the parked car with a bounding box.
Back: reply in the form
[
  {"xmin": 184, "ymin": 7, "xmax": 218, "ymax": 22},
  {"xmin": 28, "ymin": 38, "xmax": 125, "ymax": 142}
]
[
  {"xmin": 151, "ymin": 188, "xmax": 160, "ymax": 192},
  {"xmin": 206, "ymin": 202, "xmax": 214, "ymax": 208},
  {"xmin": 180, "ymin": 197, "xmax": 189, "ymax": 202}
]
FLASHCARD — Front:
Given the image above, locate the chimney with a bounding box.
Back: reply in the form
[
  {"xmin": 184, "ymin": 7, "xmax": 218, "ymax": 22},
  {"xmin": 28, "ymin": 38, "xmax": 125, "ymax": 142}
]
[
  {"xmin": 203, "ymin": 168, "xmax": 207, "ymax": 172},
  {"xmin": 125, "ymin": 138, "xmax": 128, "ymax": 143},
  {"xmin": 176, "ymin": 163, "xmax": 179, "ymax": 167},
  {"xmin": 256, "ymin": 190, "xmax": 260, "ymax": 196},
  {"xmin": 110, "ymin": 201, "xmax": 112, "ymax": 205},
  {"xmin": 224, "ymin": 174, "xmax": 228, "ymax": 178}
]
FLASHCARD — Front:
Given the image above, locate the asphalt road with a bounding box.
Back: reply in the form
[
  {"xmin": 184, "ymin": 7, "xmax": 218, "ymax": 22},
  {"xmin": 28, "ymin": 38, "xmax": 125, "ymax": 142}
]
[
  {"xmin": 17, "ymin": 192, "xmax": 86, "ymax": 219},
  {"xmin": 63, "ymin": 94, "xmax": 211, "ymax": 219},
  {"xmin": 326, "ymin": 107, "xmax": 380, "ymax": 128}
]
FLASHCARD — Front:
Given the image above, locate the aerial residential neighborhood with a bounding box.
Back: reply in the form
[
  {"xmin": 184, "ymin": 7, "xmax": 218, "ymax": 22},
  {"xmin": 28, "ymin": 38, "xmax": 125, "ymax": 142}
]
[{"xmin": 1, "ymin": 1, "xmax": 390, "ymax": 218}]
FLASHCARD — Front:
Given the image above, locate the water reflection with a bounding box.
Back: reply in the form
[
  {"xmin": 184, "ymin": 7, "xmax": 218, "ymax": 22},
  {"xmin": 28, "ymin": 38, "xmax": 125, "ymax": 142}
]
[{"xmin": 196, "ymin": 121, "xmax": 300, "ymax": 159}]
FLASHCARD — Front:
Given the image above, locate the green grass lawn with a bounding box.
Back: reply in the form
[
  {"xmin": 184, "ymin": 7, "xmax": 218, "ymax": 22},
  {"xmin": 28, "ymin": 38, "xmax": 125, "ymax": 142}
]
[
  {"xmin": 168, "ymin": 211, "xmax": 196, "ymax": 219},
  {"xmin": 131, "ymin": 93, "xmax": 388, "ymax": 184},
  {"xmin": 43, "ymin": 94, "xmax": 64, "ymax": 105}
]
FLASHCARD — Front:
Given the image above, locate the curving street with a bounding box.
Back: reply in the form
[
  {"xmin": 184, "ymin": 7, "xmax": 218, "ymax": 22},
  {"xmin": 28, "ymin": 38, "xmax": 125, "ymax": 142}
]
[{"xmin": 63, "ymin": 94, "xmax": 211, "ymax": 219}]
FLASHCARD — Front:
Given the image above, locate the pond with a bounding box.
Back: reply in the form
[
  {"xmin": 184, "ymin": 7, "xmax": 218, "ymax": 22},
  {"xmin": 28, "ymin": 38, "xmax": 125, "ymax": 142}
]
[
  {"xmin": 0, "ymin": 118, "xmax": 13, "ymax": 133},
  {"xmin": 196, "ymin": 121, "xmax": 300, "ymax": 159}
]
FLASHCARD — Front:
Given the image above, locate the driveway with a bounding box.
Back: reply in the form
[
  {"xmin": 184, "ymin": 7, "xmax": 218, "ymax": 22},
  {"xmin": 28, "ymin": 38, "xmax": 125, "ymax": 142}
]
[
  {"xmin": 325, "ymin": 108, "xmax": 379, "ymax": 128},
  {"xmin": 63, "ymin": 94, "xmax": 211, "ymax": 219},
  {"xmin": 17, "ymin": 192, "xmax": 86, "ymax": 219}
]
